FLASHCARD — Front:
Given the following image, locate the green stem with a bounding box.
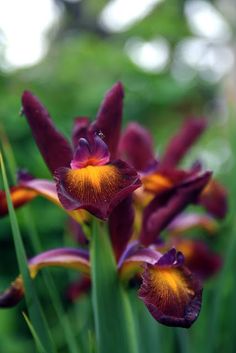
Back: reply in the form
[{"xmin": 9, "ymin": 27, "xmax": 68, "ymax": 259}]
[{"xmin": 91, "ymin": 222, "xmax": 138, "ymax": 353}]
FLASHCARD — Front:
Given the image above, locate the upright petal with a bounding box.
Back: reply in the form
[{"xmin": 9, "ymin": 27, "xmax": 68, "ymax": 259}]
[
  {"xmin": 55, "ymin": 160, "xmax": 141, "ymax": 220},
  {"xmin": 0, "ymin": 248, "xmax": 90, "ymax": 308},
  {"xmin": 71, "ymin": 135, "xmax": 110, "ymax": 169},
  {"xmin": 140, "ymin": 172, "xmax": 212, "ymax": 246},
  {"xmin": 109, "ymin": 196, "xmax": 134, "ymax": 262},
  {"xmin": 119, "ymin": 122, "xmax": 157, "ymax": 172},
  {"xmin": 22, "ymin": 91, "xmax": 73, "ymax": 174},
  {"xmin": 160, "ymin": 118, "xmax": 206, "ymax": 169},
  {"xmin": 139, "ymin": 249, "xmax": 202, "ymax": 328},
  {"xmin": 72, "ymin": 116, "xmax": 90, "ymax": 148},
  {"xmin": 89, "ymin": 82, "xmax": 124, "ymax": 160}
]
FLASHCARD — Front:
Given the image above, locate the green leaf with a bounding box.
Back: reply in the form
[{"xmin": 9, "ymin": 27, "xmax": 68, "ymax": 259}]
[
  {"xmin": 91, "ymin": 222, "xmax": 138, "ymax": 353},
  {"xmin": 22, "ymin": 312, "xmax": 47, "ymax": 353},
  {"xmin": 1, "ymin": 128, "xmax": 80, "ymax": 353},
  {"xmin": 129, "ymin": 289, "xmax": 162, "ymax": 353},
  {"xmin": 0, "ymin": 152, "xmax": 56, "ymax": 353}
]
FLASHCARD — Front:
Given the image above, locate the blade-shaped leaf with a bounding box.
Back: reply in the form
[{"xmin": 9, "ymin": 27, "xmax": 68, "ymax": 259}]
[
  {"xmin": 91, "ymin": 221, "xmax": 138, "ymax": 353},
  {"xmin": 0, "ymin": 152, "xmax": 56, "ymax": 353}
]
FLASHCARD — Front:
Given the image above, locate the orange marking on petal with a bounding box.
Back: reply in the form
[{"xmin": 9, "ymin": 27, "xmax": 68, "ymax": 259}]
[
  {"xmin": 0, "ymin": 187, "xmax": 37, "ymax": 215},
  {"xmin": 142, "ymin": 174, "xmax": 173, "ymax": 193},
  {"xmin": 150, "ymin": 267, "xmax": 194, "ymax": 297},
  {"xmin": 143, "ymin": 265, "xmax": 196, "ymax": 318},
  {"xmin": 65, "ymin": 165, "xmax": 121, "ymax": 204}
]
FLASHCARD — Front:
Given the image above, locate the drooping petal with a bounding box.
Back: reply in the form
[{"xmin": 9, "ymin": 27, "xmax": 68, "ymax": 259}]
[
  {"xmin": 0, "ymin": 186, "xmax": 37, "ymax": 216},
  {"xmin": 22, "ymin": 91, "xmax": 73, "ymax": 174},
  {"xmin": 172, "ymin": 239, "xmax": 222, "ymax": 280},
  {"xmin": 199, "ymin": 179, "xmax": 227, "ymax": 219},
  {"xmin": 0, "ymin": 178, "xmax": 89, "ymax": 224},
  {"xmin": 89, "ymin": 82, "xmax": 124, "ymax": 160},
  {"xmin": 55, "ymin": 160, "xmax": 141, "ymax": 220},
  {"xmin": 139, "ymin": 249, "xmax": 202, "ymax": 328},
  {"xmin": 119, "ymin": 246, "xmax": 162, "ymax": 282},
  {"xmin": 160, "ymin": 118, "xmax": 206, "ymax": 169},
  {"xmin": 109, "ymin": 196, "xmax": 134, "ymax": 262},
  {"xmin": 119, "ymin": 122, "xmax": 157, "ymax": 172},
  {"xmin": 140, "ymin": 171, "xmax": 212, "ymax": 246},
  {"xmin": 0, "ymin": 248, "xmax": 90, "ymax": 308},
  {"xmin": 72, "ymin": 117, "xmax": 90, "ymax": 148},
  {"xmin": 168, "ymin": 213, "xmax": 218, "ymax": 235}
]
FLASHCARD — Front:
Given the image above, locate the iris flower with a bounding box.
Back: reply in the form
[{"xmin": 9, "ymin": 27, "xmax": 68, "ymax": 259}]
[{"xmin": 0, "ymin": 83, "xmax": 225, "ymax": 328}]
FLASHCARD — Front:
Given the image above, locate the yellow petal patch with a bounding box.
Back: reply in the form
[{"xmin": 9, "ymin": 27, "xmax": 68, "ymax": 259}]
[
  {"xmin": 65, "ymin": 165, "xmax": 122, "ymax": 205},
  {"xmin": 142, "ymin": 173, "xmax": 173, "ymax": 194},
  {"xmin": 0, "ymin": 187, "xmax": 37, "ymax": 215},
  {"xmin": 141, "ymin": 264, "xmax": 196, "ymax": 318}
]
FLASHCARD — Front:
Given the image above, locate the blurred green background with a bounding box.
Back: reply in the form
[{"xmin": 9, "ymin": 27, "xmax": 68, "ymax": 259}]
[{"xmin": 0, "ymin": 0, "xmax": 236, "ymax": 352}]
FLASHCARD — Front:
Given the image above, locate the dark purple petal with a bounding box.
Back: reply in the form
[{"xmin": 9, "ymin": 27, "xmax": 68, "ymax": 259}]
[
  {"xmin": 66, "ymin": 276, "xmax": 91, "ymax": 301},
  {"xmin": 173, "ymin": 238, "xmax": 222, "ymax": 280},
  {"xmin": 108, "ymin": 195, "xmax": 134, "ymax": 262},
  {"xmin": 22, "ymin": 91, "xmax": 73, "ymax": 174},
  {"xmin": 199, "ymin": 179, "xmax": 227, "ymax": 219},
  {"xmin": 160, "ymin": 118, "xmax": 207, "ymax": 169},
  {"xmin": 140, "ymin": 171, "xmax": 212, "ymax": 246},
  {"xmin": 119, "ymin": 122, "xmax": 157, "ymax": 171},
  {"xmin": 71, "ymin": 136, "xmax": 110, "ymax": 169},
  {"xmin": 0, "ymin": 248, "xmax": 90, "ymax": 308},
  {"xmin": 89, "ymin": 82, "xmax": 124, "ymax": 160},
  {"xmin": 72, "ymin": 116, "xmax": 90, "ymax": 148},
  {"xmin": 138, "ymin": 254, "xmax": 202, "ymax": 328},
  {"xmin": 0, "ymin": 186, "xmax": 37, "ymax": 216},
  {"xmin": 54, "ymin": 160, "xmax": 141, "ymax": 220},
  {"xmin": 0, "ymin": 278, "xmax": 24, "ymax": 307},
  {"xmin": 157, "ymin": 248, "xmax": 178, "ymax": 266}
]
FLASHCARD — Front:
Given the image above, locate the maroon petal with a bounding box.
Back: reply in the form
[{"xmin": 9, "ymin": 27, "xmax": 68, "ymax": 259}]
[
  {"xmin": 109, "ymin": 196, "xmax": 134, "ymax": 262},
  {"xmin": 67, "ymin": 276, "xmax": 91, "ymax": 301},
  {"xmin": 160, "ymin": 118, "xmax": 206, "ymax": 169},
  {"xmin": 139, "ymin": 249, "xmax": 202, "ymax": 328},
  {"xmin": 89, "ymin": 82, "xmax": 124, "ymax": 160},
  {"xmin": 72, "ymin": 116, "xmax": 90, "ymax": 148},
  {"xmin": 140, "ymin": 172, "xmax": 212, "ymax": 246},
  {"xmin": 71, "ymin": 136, "xmax": 110, "ymax": 169},
  {"xmin": 0, "ymin": 248, "xmax": 90, "ymax": 307},
  {"xmin": 0, "ymin": 186, "xmax": 37, "ymax": 216},
  {"xmin": 54, "ymin": 160, "xmax": 141, "ymax": 220},
  {"xmin": 119, "ymin": 122, "xmax": 157, "ymax": 172},
  {"xmin": 199, "ymin": 179, "xmax": 227, "ymax": 219},
  {"xmin": 22, "ymin": 91, "xmax": 73, "ymax": 174},
  {"xmin": 172, "ymin": 239, "xmax": 222, "ymax": 280}
]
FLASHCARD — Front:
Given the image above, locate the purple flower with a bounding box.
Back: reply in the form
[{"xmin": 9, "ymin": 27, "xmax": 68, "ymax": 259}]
[{"xmin": 0, "ymin": 82, "xmax": 225, "ymax": 328}]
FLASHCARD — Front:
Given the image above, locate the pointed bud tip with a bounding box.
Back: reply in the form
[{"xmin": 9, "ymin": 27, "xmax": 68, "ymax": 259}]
[{"xmin": 109, "ymin": 81, "xmax": 124, "ymax": 99}]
